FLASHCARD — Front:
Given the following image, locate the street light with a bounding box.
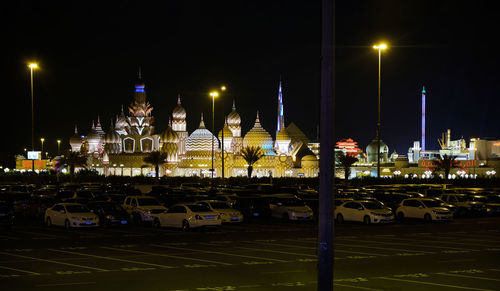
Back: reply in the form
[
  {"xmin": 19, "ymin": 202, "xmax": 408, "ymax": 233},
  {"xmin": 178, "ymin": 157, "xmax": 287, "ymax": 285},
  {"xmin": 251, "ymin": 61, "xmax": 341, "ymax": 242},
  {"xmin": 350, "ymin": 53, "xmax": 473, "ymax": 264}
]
[
  {"xmin": 57, "ymin": 139, "xmax": 61, "ymax": 156},
  {"xmin": 209, "ymin": 91, "xmax": 219, "ymax": 179},
  {"xmin": 29, "ymin": 62, "xmax": 38, "ymax": 171},
  {"xmin": 40, "ymin": 138, "xmax": 45, "ymax": 159},
  {"xmin": 373, "ymin": 43, "xmax": 387, "ymax": 178}
]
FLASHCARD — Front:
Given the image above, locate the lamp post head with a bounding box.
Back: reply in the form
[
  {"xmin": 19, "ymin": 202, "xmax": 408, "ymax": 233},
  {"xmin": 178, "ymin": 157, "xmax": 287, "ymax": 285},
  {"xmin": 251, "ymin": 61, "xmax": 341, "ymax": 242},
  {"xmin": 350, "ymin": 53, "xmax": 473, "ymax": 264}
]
[
  {"xmin": 40, "ymin": 138, "xmax": 45, "ymax": 142},
  {"xmin": 220, "ymin": 86, "xmax": 227, "ymax": 91},
  {"xmin": 28, "ymin": 63, "xmax": 38, "ymax": 69},
  {"xmin": 373, "ymin": 43, "xmax": 388, "ymax": 50},
  {"xmin": 209, "ymin": 91, "xmax": 219, "ymax": 98},
  {"xmin": 57, "ymin": 139, "xmax": 61, "ymax": 144}
]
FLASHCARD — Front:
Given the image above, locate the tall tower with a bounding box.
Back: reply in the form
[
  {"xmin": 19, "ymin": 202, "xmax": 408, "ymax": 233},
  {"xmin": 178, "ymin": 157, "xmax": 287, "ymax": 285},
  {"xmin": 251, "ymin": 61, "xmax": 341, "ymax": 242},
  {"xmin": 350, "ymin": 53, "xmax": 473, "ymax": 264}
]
[
  {"xmin": 421, "ymin": 86, "xmax": 426, "ymax": 151},
  {"xmin": 276, "ymin": 79, "xmax": 285, "ymax": 139}
]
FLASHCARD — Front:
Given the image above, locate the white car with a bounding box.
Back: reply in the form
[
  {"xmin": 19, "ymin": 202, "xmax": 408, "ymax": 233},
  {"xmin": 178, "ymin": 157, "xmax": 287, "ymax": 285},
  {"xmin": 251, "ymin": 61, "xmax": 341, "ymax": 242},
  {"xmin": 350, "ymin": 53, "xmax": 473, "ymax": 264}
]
[
  {"xmin": 152, "ymin": 204, "xmax": 221, "ymax": 230},
  {"xmin": 45, "ymin": 203, "xmax": 99, "ymax": 229},
  {"xmin": 197, "ymin": 200, "xmax": 244, "ymax": 223},
  {"xmin": 122, "ymin": 196, "xmax": 167, "ymax": 224},
  {"xmin": 267, "ymin": 196, "xmax": 314, "ymax": 221},
  {"xmin": 335, "ymin": 200, "xmax": 394, "ymax": 224},
  {"xmin": 396, "ymin": 198, "xmax": 453, "ymax": 221}
]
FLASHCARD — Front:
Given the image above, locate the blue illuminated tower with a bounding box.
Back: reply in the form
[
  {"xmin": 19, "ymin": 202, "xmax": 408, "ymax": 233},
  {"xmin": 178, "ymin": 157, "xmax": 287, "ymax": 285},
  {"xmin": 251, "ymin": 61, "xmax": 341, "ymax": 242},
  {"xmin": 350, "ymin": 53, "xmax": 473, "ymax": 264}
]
[
  {"xmin": 276, "ymin": 79, "xmax": 285, "ymax": 139},
  {"xmin": 421, "ymin": 86, "xmax": 426, "ymax": 152}
]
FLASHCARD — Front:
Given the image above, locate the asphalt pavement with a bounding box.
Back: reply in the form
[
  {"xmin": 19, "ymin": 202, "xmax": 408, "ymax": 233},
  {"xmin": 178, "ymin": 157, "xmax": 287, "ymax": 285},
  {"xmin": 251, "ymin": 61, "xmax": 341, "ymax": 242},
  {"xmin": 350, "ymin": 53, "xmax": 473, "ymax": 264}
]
[{"xmin": 1, "ymin": 217, "xmax": 499, "ymax": 291}]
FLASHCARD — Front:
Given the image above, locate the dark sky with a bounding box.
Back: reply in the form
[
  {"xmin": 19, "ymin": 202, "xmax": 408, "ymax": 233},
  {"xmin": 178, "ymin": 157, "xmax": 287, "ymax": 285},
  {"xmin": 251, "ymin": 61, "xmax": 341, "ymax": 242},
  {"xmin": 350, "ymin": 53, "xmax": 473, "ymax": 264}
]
[{"xmin": 2, "ymin": 0, "xmax": 499, "ymax": 167}]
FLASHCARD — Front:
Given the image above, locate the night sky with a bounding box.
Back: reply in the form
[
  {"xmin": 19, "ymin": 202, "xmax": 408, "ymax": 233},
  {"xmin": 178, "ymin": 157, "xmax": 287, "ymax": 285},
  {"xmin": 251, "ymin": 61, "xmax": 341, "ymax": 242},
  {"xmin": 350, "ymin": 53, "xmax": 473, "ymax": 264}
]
[{"xmin": 3, "ymin": 0, "xmax": 499, "ymax": 167}]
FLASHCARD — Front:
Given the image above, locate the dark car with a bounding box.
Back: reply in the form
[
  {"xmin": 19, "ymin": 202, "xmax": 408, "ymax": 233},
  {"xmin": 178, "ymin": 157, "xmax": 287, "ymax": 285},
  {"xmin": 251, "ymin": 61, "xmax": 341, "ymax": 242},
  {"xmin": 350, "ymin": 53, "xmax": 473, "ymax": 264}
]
[
  {"xmin": 87, "ymin": 201, "xmax": 130, "ymax": 226},
  {"xmin": 372, "ymin": 192, "xmax": 413, "ymax": 211},
  {"xmin": 0, "ymin": 201, "xmax": 14, "ymax": 229},
  {"xmin": 233, "ymin": 196, "xmax": 272, "ymax": 221}
]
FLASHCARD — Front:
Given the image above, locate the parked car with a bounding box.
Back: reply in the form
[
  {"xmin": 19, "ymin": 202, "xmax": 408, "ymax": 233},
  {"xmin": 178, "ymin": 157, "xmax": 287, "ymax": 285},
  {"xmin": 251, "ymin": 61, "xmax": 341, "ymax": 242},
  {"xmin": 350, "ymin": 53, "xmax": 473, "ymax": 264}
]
[
  {"xmin": 484, "ymin": 194, "xmax": 500, "ymax": 215},
  {"xmin": 265, "ymin": 196, "xmax": 314, "ymax": 221},
  {"xmin": 233, "ymin": 196, "xmax": 272, "ymax": 221},
  {"xmin": 197, "ymin": 200, "xmax": 244, "ymax": 223},
  {"xmin": 45, "ymin": 203, "xmax": 99, "ymax": 229},
  {"xmin": 440, "ymin": 194, "xmax": 488, "ymax": 216},
  {"xmin": 87, "ymin": 201, "xmax": 130, "ymax": 226},
  {"xmin": 0, "ymin": 201, "xmax": 14, "ymax": 230},
  {"xmin": 396, "ymin": 198, "xmax": 452, "ymax": 221},
  {"xmin": 122, "ymin": 196, "xmax": 167, "ymax": 224},
  {"xmin": 335, "ymin": 200, "xmax": 394, "ymax": 224},
  {"xmin": 372, "ymin": 192, "xmax": 414, "ymax": 211},
  {"xmin": 152, "ymin": 203, "xmax": 221, "ymax": 230}
]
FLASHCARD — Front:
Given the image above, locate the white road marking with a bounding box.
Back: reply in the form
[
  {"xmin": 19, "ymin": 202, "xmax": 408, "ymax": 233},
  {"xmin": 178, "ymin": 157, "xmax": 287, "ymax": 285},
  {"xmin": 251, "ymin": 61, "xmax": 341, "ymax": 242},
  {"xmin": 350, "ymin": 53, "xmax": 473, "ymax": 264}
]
[
  {"xmin": 49, "ymin": 249, "xmax": 174, "ymax": 269},
  {"xmin": 0, "ymin": 265, "xmax": 41, "ymax": 275},
  {"xmin": 101, "ymin": 246, "xmax": 232, "ymax": 265},
  {"xmin": 377, "ymin": 276, "xmax": 494, "ymax": 290},
  {"xmin": 436, "ymin": 272, "xmax": 500, "ymax": 281},
  {"xmin": 0, "ymin": 251, "xmax": 108, "ymax": 271},
  {"xmin": 236, "ymin": 246, "xmax": 316, "ymax": 257},
  {"xmin": 334, "ymin": 283, "xmax": 383, "ymax": 291},
  {"xmin": 152, "ymin": 244, "xmax": 288, "ymax": 262},
  {"xmin": 36, "ymin": 282, "xmax": 96, "ymax": 287},
  {"xmin": 367, "ymin": 237, "xmax": 479, "ymax": 251}
]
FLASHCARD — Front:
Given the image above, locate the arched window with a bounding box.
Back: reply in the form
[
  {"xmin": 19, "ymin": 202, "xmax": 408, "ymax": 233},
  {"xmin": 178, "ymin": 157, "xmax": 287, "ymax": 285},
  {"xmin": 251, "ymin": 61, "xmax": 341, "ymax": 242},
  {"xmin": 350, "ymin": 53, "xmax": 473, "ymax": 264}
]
[
  {"xmin": 123, "ymin": 137, "xmax": 135, "ymax": 153},
  {"xmin": 140, "ymin": 137, "xmax": 154, "ymax": 153}
]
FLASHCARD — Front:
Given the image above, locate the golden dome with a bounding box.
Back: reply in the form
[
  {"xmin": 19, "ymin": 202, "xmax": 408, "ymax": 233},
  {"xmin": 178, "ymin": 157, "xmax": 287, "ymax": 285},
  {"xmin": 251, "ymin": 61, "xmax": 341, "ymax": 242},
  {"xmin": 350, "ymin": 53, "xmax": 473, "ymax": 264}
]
[
  {"xmin": 218, "ymin": 121, "xmax": 233, "ymax": 140},
  {"xmin": 243, "ymin": 111, "xmax": 273, "ymax": 151},
  {"xmin": 172, "ymin": 95, "xmax": 186, "ymax": 120},
  {"xmin": 161, "ymin": 125, "xmax": 179, "ymax": 143},
  {"xmin": 276, "ymin": 128, "xmax": 291, "ymax": 141},
  {"xmin": 104, "ymin": 122, "xmax": 121, "ymax": 144},
  {"xmin": 227, "ymin": 100, "xmax": 241, "ymax": 126}
]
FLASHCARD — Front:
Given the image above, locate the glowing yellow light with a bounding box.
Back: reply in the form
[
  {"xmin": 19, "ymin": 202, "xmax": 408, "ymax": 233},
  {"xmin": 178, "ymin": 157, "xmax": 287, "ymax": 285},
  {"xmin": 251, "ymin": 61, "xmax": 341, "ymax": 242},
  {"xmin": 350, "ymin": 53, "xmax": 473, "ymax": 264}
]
[
  {"xmin": 209, "ymin": 91, "xmax": 219, "ymax": 98},
  {"xmin": 221, "ymin": 86, "xmax": 226, "ymax": 91},
  {"xmin": 57, "ymin": 139, "xmax": 61, "ymax": 144},
  {"xmin": 373, "ymin": 43, "xmax": 388, "ymax": 50},
  {"xmin": 40, "ymin": 138, "xmax": 45, "ymax": 142},
  {"xmin": 29, "ymin": 63, "xmax": 38, "ymax": 69}
]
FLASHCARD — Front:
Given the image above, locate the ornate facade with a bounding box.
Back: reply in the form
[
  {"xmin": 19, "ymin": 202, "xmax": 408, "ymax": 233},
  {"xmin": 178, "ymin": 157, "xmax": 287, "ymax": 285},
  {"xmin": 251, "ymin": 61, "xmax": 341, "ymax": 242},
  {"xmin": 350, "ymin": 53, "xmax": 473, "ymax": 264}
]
[{"xmin": 70, "ymin": 75, "xmax": 319, "ymax": 178}]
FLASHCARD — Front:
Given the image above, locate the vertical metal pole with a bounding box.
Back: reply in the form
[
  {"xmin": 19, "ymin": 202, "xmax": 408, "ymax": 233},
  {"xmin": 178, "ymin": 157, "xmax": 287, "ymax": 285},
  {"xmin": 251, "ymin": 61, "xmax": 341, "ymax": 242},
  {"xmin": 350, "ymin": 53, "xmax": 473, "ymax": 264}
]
[
  {"xmin": 377, "ymin": 48, "xmax": 381, "ymax": 178},
  {"xmin": 318, "ymin": 0, "xmax": 335, "ymax": 290},
  {"xmin": 30, "ymin": 67, "xmax": 35, "ymax": 172},
  {"xmin": 221, "ymin": 117, "xmax": 225, "ymax": 179},
  {"xmin": 211, "ymin": 96, "xmax": 215, "ymax": 179}
]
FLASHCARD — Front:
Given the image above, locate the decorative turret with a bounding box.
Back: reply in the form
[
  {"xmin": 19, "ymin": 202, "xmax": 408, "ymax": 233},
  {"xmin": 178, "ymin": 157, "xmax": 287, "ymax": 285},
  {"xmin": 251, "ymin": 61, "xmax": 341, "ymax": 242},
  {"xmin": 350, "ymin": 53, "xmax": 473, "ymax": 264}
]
[
  {"xmin": 275, "ymin": 128, "xmax": 291, "ymax": 155},
  {"xmin": 227, "ymin": 99, "xmax": 241, "ymax": 137},
  {"xmin": 172, "ymin": 95, "xmax": 187, "ymax": 131},
  {"xmin": 103, "ymin": 120, "xmax": 121, "ymax": 154},
  {"xmin": 161, "ymin": 120, "xmax": 179, "ymax": 162},
  {"xmin": 70, "ymin": 125, "xmax": 82, "ymax": 152},
  {"xmin": 243, "ymin": 111, "xmax": 273, "ymax": 153},
  {"xmin": 218, "ymin": 118, "xmax": 233, "ymax": 153},
  {"xmin": 126, "ymin": 72, "xmax": 154, "ymax": 136}
]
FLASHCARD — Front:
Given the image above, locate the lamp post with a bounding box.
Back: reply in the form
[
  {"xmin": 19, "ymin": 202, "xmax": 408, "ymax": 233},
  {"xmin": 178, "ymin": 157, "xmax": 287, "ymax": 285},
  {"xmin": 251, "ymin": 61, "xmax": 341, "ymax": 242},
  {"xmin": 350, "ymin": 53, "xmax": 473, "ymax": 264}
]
[
  {"xmin": 40, "ymin": 138, "xmax": 45, "ymax": 160},
  {"xmin": 220, "ymin": 85, "xmax": 227, "ymax": 179},
  {"xmin": 209, "ymin": 91, "xmax": 219, "ymax": 179},
  {"xmin": 29, "ymin": 63, "xmax": 38, "ymax": 171},
  {"xmin": 373, "ymin": 43, "xmax": 387, "ymax": 178},
  {"xmin": 57, "ymin": 139, "xmax": 61, "ymax": 156}
]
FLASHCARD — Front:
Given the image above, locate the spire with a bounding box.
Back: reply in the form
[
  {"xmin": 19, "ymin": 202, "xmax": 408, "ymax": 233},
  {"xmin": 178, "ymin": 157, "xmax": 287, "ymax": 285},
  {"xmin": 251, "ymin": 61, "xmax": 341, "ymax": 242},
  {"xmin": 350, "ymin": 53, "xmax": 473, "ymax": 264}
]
[
  {"xmin": 422, "ymin": 86, "xmax": 426, "ymax": 94},
  {"xmin": 74, "ymin": 125, "xmax": 78, "ymax": 134},
  {"xmin": 97, "ymin": 115, "xmax": 101, "ymax": 127},
  {"xmin": 256, "ymin": 111, "xmax": 260, "ymax": 123},
  {"xmin": 232, "ymin": 99, "xmax": 236, "ymax": 110},
  {"xmin": 109, "ymin": 119, "xmax": 114, "ymax": 130},
  {"xmin": 168, "ymin": 117, "xmax": 172, "ymax": 127},
  {"xmin": 177, "ymin": 94, "xmax": 181, "ymax": 105},
  {"xmin": 120, "ymin": 105, "xmax": 125, "ymax": 115},
  {"xmin": 276, "ymin": 78, "xmax": 285, "ymax": 138},
  {"xmin": 199, "ymin": 113, "xmax": 206, "ymax": 128},
  {"xmin": 92, "ymin": 120, "xmax": 95, "ymax": 129},
  {"xmin": 138, "ymin": 66, "xmax": 142, "ymax": 80}
]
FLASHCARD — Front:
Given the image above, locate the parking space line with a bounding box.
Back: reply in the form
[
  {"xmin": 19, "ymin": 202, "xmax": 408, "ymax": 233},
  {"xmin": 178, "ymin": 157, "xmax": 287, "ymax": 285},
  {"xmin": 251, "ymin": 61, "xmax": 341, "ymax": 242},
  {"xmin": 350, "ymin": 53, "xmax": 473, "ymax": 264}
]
[
  {"xmin": 436, "ymin": 272, "xmax": 500, "ymax": 281},
  {"xmin": 334, "ymin": 242, "xmax": 433, "ymax": 254},
  {"xmin": 401, "ymin": 236, "xmax": 495, "ymax": 248},
  {"xmin": 36, "ymin": 282, "xmax": 97, "ymax": 287},
  {"xmin": 152, "ymin": 244, "xmax": 288, "ymax": 262},
  {"xmin": 377, "ymin": 276, "xmax": 494, "ymax": 290},
  {"xmin": 0, "ymin": 251, "xmax": 108, "ymax": 271},
  {"xmin": 15, "ymin": 230, "xmax": 61, "ymax": 238},
  {"xmin": 424, "ymin": 234, "xmax": 500, "ymax": 244},
  {"xmin": 375, "ymin": 237, "xmax": 480, "ymax": 251},
  {"xmin": 244, "ymin": 240, "xmax": 388, "ymax": 257},
  {"xmin": 236, "ymin": 246, "xmax": 316, "ymax": 257},
  {"xmin": 0, "ymin": 265, "xmax": 41, "ymax": 275},
  {"xmin": 49, "ymin": 249, "xmax": 175, "ymax": 269},
  {"xmin": 100, "ymin": 246, "xmax": 232, "ymax": 265},
  {"xmin": 333, "ymin": 283, "xmax": 383, "ymax": 291}
]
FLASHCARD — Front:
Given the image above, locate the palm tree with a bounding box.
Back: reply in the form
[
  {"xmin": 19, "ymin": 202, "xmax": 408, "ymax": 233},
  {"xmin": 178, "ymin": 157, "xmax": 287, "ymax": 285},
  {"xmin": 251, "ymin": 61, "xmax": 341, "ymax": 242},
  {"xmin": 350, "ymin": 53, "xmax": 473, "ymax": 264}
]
[
  {"xmin": 434, "ymin": 154, "xmax": 457, "ymax": 180},
  {"xmin": 143, "ymin": 151, "xmax": 167, "ymax": 180},
  {"xmin": 241, "ymin": 146, "xmax": 264, "ymax": 178},
  {"xmin": 337, "ymin": 151, "xmax": 358, "ymax": 181},
  {"xmin": 55, "ymin": 150, "xmax": 88, "ymax": 182}
]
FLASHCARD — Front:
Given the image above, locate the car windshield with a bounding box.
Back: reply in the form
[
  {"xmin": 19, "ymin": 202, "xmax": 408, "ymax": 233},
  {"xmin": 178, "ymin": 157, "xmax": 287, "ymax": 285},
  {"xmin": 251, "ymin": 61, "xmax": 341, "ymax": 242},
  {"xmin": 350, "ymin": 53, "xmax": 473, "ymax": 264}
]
[
  {"xmin": 280, "ymin": 199, "xmax": 305, "ymax": 206},
  {"xmin": 210, "ymin": 202, "xmax": 230, "ymax": 209},
  {"xmin": 65, "ymin": 205, "xmax": 90, "ymax": 213},
  {"xmin": 137, "ymin": 198, "xmax": 160, "ymax": 206},
  {"xmin": 187, "ymin": 205, "xmax": 212, "ymax": 212},
  {"xmin": 422, "ymin": 200, "xmax": 442, "ymax": 208},
  {"xmin": 361, "ymin": 202, "xmax": 384, "ymax": 209},
  {"xmin": 101, "ymin": 203, "xmax": 124, "ymax": 212}
]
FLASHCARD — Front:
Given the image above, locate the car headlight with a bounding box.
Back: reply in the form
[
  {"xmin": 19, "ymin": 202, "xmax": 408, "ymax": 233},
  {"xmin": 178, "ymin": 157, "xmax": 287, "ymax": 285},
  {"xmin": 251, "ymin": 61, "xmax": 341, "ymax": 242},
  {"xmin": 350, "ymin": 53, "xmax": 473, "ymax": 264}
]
[
  {"xmin": 106, "ymin": 215, "xmax": 114, "ymax": 220},
  {"xmin": 144, "ymin": 210, "xmax": 152, "ymax": 214}
]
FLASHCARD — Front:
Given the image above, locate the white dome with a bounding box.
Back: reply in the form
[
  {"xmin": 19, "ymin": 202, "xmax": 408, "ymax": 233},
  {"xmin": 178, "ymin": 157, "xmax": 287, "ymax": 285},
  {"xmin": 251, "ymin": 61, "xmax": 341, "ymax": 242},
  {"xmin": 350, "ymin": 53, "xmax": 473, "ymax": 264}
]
[
  {"xmin": 185, "ymin": 114, "xmax": 218, "ymax": 152},
  {"xmin": 243, "ymin": 111, "xmax": 273, "ymax": 151},
  {"xmin": 172, "ymin": 96, "xmax": 186, "ymax": 120},
  {"xmin": 69, "ymin": 125, "xmax": 81, "ymax": 147},
  {"xmin": 227, "ymin": 100, "xmax": 241, "ymax": 126}
]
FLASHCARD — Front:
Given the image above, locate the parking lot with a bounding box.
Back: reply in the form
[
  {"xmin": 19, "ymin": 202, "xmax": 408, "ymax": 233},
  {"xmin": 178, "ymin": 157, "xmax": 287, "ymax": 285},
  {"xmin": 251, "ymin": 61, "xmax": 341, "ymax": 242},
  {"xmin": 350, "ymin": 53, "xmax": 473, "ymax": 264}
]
[{"xmin": 1, "ymin": 216, "xmax": 500, "ymax": 290}]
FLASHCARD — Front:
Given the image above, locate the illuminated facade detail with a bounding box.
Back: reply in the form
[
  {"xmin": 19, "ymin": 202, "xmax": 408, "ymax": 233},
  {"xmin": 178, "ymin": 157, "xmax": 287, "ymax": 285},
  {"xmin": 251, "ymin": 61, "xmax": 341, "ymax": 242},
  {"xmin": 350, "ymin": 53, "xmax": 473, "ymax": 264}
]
[
  {"xmin": 243, "ymin": 111, "xmax": 274, "ymax": 154},
  {"xmin": 336, "ymin": 138, "xmax": 362, "ymax": 157},
  {"xmin": 276, "ymin": 80, "xmax": 285, "ymax": 140},
  {"xmin": 421, "ymin": 86, "xmax": 426, "ymax": 151}
]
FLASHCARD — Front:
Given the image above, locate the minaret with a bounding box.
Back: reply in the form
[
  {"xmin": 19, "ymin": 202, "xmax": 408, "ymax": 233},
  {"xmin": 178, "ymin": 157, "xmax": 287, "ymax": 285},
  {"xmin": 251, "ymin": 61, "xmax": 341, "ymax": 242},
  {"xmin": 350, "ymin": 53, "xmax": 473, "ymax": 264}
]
[
  {"xmin": 276, "ymin": 79, "xmax": 285, "ymax": 139},
  {"xmin": 421, "ymin": 86, "xmax": 426, "ymax": 152}
]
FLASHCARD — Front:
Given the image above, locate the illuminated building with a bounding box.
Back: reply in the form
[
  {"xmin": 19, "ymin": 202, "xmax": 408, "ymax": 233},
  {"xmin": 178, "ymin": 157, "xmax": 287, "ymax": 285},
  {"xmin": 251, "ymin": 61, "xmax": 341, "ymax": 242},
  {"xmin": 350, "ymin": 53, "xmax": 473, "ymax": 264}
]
[
  {"xmin": 69, "ymin": 74, "xmax": 318, "ymax": 178},
  {"xmin": 336, "ymin": 138, "xmax": 362, "ymax": 158}
]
